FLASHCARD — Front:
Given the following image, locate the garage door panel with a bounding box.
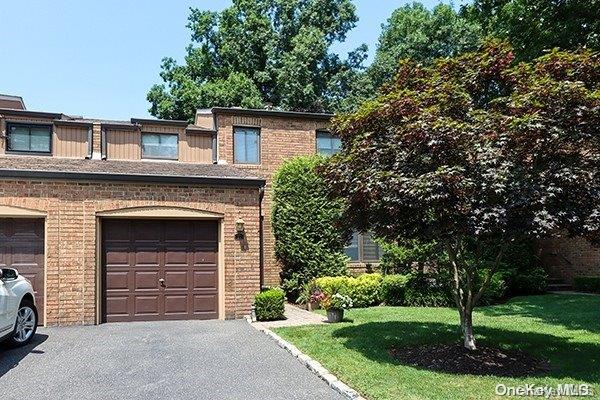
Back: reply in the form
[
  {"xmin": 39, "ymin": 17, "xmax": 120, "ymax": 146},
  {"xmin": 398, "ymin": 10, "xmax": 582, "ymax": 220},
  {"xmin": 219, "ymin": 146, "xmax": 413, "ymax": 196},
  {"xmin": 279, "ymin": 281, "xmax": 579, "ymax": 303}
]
[
  {"xmin": 104, "ymin": 246, "xmax": 129, "ymax": 266},
  {"xmin": 164, "ymin": 247, "xmax": 188, "ymax": 265},
  {"xmin": 134, "ymin": 248, "xmax": 160, "ymax": 266},
  {"xmin": 193, "ymin": 270, "xmax": 218, "ymax": 290},
  {"xmin": 192, "ymin": 248, "xmax": 217, "ymax": 265},
  {"xmin": 106, "ymin": 296, "xmax": 129, "ymax": 317},
  {"xmin": 103, "ymin": 219, "xmax": 219, "ymax": 322},
  {"xmin": 134, "ymin": 295, "xmax": 160, "ymax": 316},
  {"xmin": 164, "ymin": 270, "xmax": 188, "ymax": 289},
  {"xmin": 106, "ymin": 271, "xmax": 129, "ymax": 290},
  {"xmin": 134, "ymin": 271, "xmax": 161, "ymax": 290},
  {"xmin": 193, "ymin": 295, "xmax": 218, "ymax": 316},
  {"xmin": 164, "ymin": 295, "xmax": 188, "ymax": 315}
]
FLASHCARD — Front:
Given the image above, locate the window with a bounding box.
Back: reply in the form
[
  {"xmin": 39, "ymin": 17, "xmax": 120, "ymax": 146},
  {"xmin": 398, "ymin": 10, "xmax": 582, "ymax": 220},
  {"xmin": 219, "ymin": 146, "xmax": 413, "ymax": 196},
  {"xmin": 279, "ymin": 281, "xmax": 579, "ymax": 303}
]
[
  {"xmin": 316, "ymin": 131, "xmax": 341, "ymax": 156},
  {"xmin": 234, "ymin": 127, "xmax": 260, "ymax": 164},
  {"xmin": 6, "ymin": 123, "xmax": 52, "ymax": 154},
  {"xmin": 344, "ymin": 232, "xmax": 382, "ymax": 263},
  {"xmin": 141, "ymin": 133, "xmax": 178, "ymax": 160}
]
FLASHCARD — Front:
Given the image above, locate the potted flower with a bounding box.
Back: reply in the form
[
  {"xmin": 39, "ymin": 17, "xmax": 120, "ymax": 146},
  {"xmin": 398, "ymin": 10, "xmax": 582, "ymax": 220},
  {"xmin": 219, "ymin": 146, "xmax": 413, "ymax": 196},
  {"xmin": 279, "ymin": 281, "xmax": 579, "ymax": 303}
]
[
  {"xmin": 320, "ymin": 293, "xmax": 353, "ymax": 323},
  {"xmin": 308, "ymin": 290, "xmax": 325, "ymax": 311}
]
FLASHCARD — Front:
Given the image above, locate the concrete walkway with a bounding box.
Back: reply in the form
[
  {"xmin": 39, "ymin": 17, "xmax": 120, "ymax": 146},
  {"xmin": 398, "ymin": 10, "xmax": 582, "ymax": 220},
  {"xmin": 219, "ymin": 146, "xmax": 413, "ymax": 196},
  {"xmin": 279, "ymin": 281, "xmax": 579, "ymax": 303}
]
[{"xmin": 253, "ymin": 303, "xmax": 326, "ymax": 329}]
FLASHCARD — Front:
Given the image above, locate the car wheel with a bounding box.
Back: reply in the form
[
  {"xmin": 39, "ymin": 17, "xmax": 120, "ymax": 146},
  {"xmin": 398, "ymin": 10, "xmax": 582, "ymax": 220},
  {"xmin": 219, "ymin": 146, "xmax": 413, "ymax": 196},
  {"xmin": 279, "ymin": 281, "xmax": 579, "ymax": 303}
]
[{"xmin": 7, "ymin": 300, "xmax": 38, "ymax": 347}]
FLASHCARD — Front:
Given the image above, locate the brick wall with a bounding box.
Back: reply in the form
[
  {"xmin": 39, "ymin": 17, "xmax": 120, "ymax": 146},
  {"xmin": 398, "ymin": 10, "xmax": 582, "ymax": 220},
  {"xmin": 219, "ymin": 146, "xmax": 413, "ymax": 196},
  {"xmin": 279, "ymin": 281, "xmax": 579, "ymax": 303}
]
[
  {"xmin": 538, "ymin": 237, "xmax": 600, "ymax": 283},
  {"xmin": 216, "ymin": 113, "xmax": 329, "ymax": 286},
  {"xmin": 0, "ymin": 179, "xmax": 261, "ymax": 325}
]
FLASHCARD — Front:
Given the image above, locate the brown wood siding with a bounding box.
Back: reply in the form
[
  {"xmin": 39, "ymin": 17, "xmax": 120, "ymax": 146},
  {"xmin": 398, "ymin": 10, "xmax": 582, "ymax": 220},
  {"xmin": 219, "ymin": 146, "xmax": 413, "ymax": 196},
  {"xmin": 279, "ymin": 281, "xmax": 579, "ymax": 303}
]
[
  {"xmin": 107, "ymin": 129, "xmax": 141, "ymax": 160},
  {"xmin": 54, "ymin": 125, "xmax": 88, "ymax": 158},
  {"xmin": 181, "ymin": 133, "xmax": 213, "ymax": 163}
]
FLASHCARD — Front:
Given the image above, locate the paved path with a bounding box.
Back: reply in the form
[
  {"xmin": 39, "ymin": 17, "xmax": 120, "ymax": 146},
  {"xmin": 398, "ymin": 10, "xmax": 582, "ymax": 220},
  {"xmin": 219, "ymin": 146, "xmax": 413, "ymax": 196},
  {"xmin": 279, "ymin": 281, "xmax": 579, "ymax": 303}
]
[
  {"xmin": 0, "ymin": 320, "xmax": 344, "ymax": 400},
  {"xmin": 254, "ymin": 303, "xmax": 326, "ymax": 329}
]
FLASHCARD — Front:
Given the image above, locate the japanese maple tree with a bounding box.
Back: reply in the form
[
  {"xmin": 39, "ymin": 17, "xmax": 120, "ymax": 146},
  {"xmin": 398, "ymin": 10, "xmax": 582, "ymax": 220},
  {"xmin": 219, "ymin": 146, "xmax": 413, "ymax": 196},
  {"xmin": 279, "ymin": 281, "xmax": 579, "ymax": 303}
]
[{"xmin": 323, "ymin": 40, "xmax": 600, "ymax": 349}]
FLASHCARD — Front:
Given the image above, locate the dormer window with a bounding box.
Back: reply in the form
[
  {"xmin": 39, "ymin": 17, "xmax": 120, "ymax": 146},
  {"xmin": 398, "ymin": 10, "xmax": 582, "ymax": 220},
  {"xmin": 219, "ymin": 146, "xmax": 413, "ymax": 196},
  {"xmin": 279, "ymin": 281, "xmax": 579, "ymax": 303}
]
[
  {"xmin": 6, "ymin": 123, "xmax": 52, "ymax": 154},
  {"xmin": 316, "ymin": 131, "xmax": 341, "ymax": 156},
  {"xmin": 141, "ymin": 133, "xmax": 178, "ymax": 160}
]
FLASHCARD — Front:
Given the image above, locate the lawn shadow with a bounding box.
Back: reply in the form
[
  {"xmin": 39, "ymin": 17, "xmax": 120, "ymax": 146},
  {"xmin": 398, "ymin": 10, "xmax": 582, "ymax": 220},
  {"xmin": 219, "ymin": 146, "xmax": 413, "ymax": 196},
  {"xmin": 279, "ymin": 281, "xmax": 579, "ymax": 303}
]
[
  {"xmin": 331, "ymin": 320, "xmax": 600, "ymax": 383},
  {"xmin": 479, "ymin": 294, "xmax": 600, "ymax": 334},
  {"xmin": 0, "ymin": 333, "xmax": 48, "ymax": 378}
]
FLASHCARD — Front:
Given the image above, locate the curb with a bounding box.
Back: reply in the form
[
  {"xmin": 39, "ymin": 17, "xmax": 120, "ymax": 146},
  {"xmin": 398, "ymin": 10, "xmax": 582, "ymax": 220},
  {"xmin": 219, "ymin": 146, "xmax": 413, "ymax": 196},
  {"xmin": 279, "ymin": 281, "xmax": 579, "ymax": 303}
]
[{"xmin": 247, "ymin": 318, "xmax": 366, "ymax": 400}]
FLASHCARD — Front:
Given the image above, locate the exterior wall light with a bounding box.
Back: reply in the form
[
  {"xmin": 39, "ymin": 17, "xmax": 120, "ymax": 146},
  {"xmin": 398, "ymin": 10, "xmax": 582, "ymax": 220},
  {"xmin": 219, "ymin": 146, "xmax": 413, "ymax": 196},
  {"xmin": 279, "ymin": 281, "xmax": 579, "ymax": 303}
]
[{"xmin": 235, "ymin": 218, "xmax": 245, "ymax": 239}]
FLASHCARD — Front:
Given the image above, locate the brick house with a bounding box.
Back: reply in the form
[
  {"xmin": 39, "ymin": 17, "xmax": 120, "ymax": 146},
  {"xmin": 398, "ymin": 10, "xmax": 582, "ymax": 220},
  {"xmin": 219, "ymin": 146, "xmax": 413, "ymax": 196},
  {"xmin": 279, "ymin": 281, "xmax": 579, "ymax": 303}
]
[{"xmin": 1, "ymin": 97, "xmax": 596, "ymax": 326}]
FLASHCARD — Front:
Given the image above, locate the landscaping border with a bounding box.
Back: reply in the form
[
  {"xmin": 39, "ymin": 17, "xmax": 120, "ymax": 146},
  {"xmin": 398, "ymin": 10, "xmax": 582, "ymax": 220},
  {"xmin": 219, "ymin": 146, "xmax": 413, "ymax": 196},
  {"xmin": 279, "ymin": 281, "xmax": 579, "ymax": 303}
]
[{"xmin": 247, "ymin": 317, "xmax": 366, "ymax": 400}]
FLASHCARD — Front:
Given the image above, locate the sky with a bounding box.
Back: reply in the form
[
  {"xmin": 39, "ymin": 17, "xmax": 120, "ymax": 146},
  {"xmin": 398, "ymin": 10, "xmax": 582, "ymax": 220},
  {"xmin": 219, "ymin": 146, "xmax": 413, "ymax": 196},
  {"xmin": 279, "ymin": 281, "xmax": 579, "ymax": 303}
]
[{"xmin": 1, "ymin": 0, "xmax": 447, "ymax": 120}]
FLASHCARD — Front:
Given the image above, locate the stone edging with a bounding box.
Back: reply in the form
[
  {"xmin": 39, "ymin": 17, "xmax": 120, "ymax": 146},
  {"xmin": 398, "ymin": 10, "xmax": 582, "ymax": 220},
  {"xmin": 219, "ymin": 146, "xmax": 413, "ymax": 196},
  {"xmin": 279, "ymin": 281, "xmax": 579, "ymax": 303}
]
[{"xmin": 247, "ymin": 318, "xmax": 367, "ymax": 400}]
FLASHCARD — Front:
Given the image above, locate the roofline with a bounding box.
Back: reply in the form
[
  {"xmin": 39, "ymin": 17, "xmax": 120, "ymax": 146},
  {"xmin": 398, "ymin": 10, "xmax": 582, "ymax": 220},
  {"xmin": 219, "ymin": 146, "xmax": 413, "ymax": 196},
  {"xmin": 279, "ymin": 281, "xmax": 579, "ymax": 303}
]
[
  {"xmin": 0, "ymin": 108, "xmax": 63, "ymax": 119},
  {"xmin": 52, "ymin": 119, "xmax": 94, "ymax": 128},
  {"xmin": 0, "ymin": 94, "xmax": 26, "ymax": 109},
  {"xmin": 186, "ymin": 126, "xmax": 217, "ymax": 134},
  {"xmin": 208, "ymin": 107, "xmax": 334, "ymax": 120},
  {"xmin": 0, "ymin": 169, "xmax": 266, "ymax": 188},
  {"xmin": 130, "ymin": 118, "xmax": 189, "ymax": 127},
  {"xmin": 101, "ymin": 122, "xmax": 140, "ymax": 131}
]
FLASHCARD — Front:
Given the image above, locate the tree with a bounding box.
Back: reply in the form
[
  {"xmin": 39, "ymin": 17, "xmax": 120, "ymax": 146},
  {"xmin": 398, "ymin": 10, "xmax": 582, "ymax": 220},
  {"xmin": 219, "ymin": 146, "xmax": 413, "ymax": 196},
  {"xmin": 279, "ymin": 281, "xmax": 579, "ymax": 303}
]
[
  {"xmin": 272, "ymin": 156, "xmax": 348, "ymax": 301},
  {"xmin": 147, "ymin": 0, "xmax": 367, "ymax": 120},
  {"xmin": 322, "ymin": 40, "xmax": 599, "ymax": 349},
  {"xmin": 462, "ymin": 0, "xmax": 600, "ymax": 61},
  {"xmin": 370, "ymin": 3, "xmax": 482, "ymax": 88}
]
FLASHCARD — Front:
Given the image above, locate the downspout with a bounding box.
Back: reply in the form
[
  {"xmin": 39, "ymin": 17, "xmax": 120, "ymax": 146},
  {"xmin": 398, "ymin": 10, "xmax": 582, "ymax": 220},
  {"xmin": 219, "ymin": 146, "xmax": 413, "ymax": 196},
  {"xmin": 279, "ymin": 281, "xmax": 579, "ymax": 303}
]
[
  {"xmin": 86, "ymin": 126, "xmax": 93, "ymax": 159},
  {"xmin": 100, "ymin": 127, "xmax": 107, "ymax": 160},
  {"xmin": 212, "ymin": 112, "xmax": 218, "ymax": 164},
  {"xmin": 259, "ymin": 186, "xmax": 265, "ymax": 289}
]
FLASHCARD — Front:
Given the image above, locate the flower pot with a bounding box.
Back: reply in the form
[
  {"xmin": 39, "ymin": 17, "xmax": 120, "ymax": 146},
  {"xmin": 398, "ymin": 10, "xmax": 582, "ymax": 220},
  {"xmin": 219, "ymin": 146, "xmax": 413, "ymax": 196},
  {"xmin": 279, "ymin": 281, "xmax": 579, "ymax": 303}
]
[{"xmin": 326, "ymin": 308, "xmax": 344, "ymax": 323}]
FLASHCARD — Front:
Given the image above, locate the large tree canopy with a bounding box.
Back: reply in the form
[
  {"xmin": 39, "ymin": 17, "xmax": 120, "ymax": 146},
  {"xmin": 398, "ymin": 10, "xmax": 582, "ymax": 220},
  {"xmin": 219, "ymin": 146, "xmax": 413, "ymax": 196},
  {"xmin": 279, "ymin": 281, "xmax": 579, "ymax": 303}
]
[
  {"xmin": 323, "ymin": 41, "xmax": 600, "ymax": 349},
  {"xmin": 370, "ymin": 3, "xmax": 482, "ymax": 88},
  {"xmin": 147, "ymin": 0, "xmax": 367, "ymax": 120},
  {"xmin": 462, "ymin": 0, "xmax": 600, "ymax": 61}
]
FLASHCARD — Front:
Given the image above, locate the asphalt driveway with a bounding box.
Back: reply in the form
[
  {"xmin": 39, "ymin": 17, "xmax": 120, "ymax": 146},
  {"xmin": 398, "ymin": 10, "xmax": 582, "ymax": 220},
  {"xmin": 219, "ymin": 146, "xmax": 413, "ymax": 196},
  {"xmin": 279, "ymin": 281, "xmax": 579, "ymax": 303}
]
[{"xmin": 0, "ymin": 320, "xmax": 345, "ymax": 400}]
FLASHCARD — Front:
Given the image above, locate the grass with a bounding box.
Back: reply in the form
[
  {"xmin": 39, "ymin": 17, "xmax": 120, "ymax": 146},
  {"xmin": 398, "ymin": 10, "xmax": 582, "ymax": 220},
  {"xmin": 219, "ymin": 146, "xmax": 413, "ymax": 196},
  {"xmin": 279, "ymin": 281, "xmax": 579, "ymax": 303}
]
[{"xmin": 274, "ymin": 294, "xmax": 600, "ymax": 400}]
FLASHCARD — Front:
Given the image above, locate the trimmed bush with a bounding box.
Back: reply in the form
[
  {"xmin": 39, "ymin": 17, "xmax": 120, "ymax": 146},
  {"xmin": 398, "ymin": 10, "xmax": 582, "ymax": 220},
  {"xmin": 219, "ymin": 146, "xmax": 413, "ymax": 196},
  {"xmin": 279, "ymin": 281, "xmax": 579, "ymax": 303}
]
[
  {"xmin": 573, "ymin": 277, "xmax": 600, "ymax": 293},
  {"xmin": 313, "ymin": 273, "xmax": 383, "ymax": 308},
  {"xmin": 254, "ymin": 288, "xmax": 285, "ymax": 321},
  {"xmin": 477, "ymin": 271, "xmax": 508, "ymax": 305},
  {"xmin": 272, "ymin": 156, "xmax": 348, "ymax": 301},
  {"xmin": 348, "ymin": 273, "xmax": 383, "ymax": 308},
  {"xmin": 381, "ymin": 274, "xmax": 410, "ymax": 305}
]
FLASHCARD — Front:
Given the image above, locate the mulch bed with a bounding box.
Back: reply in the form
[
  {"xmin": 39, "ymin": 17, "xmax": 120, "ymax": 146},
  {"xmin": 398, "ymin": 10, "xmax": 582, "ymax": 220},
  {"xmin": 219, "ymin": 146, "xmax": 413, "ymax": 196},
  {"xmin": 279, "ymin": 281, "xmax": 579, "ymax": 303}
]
[{"xmin": 389, "ymin": 343, "xmax": 550, "ymax": 377}]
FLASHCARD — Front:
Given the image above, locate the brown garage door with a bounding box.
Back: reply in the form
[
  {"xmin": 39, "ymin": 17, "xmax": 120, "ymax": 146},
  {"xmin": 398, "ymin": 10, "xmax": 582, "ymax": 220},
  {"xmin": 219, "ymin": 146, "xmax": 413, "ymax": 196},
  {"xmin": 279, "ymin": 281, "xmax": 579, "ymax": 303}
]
[
  {"xmin": 0, "ymin": 218, "xmax": 45, "ymax": 325},
  {"xmin": 102, "ymin": 219, "xmax": 219, "ymax": 322}
]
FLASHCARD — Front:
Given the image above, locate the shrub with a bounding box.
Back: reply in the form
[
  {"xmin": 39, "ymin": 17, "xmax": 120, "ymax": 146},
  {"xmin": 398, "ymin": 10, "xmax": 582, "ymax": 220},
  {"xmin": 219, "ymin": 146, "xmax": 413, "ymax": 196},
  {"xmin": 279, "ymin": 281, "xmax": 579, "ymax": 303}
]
[
  {"xmin": 254, "ymin": 288, "xmax": 285, "ymax": 321},
  {"xmin": 313, "ymin": 276, "xmax": 351, "ymax": 296},
  {"xmin": 272, "ymin": 156, "xmax": 347, "ymax": 301},
  {"xmin": 379, "ymin": 240, "xmax": 439, "ymax": 274},
  {"xmin": 509, "ymin": 267, "xmax": 548, "ymax": 295},
  {"xmin": 347, "ymin": 273, "xmax": 383, "ymax": 308},
  {"xmin": 573, "ymin": 277, "xmax": 600, "ymax": 293},
  {"xmin": 404, "ymin": 273, "xmax": 454, "ymax": 307},
  {"xmin": 477, "ymin": 271, "xmax": 508, "ymax": 305},
  {"xmin": 380, "ymin": 274, "xmax": 410, "ymax": 305}
]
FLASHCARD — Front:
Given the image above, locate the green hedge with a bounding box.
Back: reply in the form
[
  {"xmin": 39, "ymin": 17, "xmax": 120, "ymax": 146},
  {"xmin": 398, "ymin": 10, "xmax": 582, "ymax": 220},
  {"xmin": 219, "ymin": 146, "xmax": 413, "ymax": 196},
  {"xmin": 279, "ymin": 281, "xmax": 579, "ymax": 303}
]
[
  {"xmin": 272, "ymin": 156, "xmax": 348, "ymax": 301},
  {"xmin": 313, "ymin": 273, "xmax": 383, "ymax": 308},
  {"xmin": 254, "ymin": 288, "xmax": 285, "ymax": 321},
  {"xmin": 380, "ymin": 274, "xmax": 410, "ymax": 305},
  {"xmin": 573, "ymin": 277, "xmax": 600, "ymax": 293}
]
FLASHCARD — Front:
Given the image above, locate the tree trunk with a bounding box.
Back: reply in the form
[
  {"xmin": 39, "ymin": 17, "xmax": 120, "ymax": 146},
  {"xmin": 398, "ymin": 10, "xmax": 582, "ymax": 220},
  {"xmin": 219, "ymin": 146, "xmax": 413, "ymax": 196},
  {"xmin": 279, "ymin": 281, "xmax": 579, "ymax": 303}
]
[{"xmin": 461, "ymin": 310, "xmax": 476, "ymax": 350}]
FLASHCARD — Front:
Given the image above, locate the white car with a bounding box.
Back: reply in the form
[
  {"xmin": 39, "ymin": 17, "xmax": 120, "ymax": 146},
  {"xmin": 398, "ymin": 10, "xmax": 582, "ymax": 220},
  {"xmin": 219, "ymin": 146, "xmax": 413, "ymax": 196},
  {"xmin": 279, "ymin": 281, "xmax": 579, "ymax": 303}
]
[{"xmin": 0, "ymin": 268, "xmax": 38, "ymax": 347}]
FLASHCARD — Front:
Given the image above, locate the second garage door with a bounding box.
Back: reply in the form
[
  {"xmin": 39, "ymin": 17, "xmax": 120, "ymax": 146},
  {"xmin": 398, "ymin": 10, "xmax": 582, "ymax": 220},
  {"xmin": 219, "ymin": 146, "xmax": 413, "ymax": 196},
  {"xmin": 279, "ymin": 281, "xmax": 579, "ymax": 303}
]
[{"xmin": 103, "ymin": 219, "xmax": 219, "ymax": 322}]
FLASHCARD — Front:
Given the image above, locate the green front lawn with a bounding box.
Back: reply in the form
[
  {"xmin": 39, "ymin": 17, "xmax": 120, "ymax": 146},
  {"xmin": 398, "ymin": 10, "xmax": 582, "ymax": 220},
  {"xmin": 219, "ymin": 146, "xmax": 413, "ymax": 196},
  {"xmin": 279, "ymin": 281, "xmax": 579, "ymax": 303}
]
[{"xmin": 275, "ymin": 295, "xmax": 600, "ymax": 400}]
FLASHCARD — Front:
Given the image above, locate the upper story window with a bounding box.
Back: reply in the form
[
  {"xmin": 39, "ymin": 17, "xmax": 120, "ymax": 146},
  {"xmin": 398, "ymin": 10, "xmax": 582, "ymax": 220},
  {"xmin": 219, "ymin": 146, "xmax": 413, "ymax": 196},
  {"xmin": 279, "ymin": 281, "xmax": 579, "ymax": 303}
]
[
  {"xmin": 141, "ymin": 133, "xmax": 178, "ymax": 160},
  {"xmin": 6, "ymin": 123, "xmax": 52, "ymax": 154},
  {"xmin": 344, "ymin": 232, "xmax": 382, "ymax": 263},
  {"xmin": 234, "ymin": 127, "xmax": 260, "ymax": 164},
  {"xmin": 316, "ymin": 131, "xmax": 341, "ymax": 156}
]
